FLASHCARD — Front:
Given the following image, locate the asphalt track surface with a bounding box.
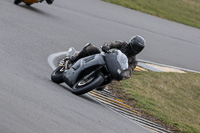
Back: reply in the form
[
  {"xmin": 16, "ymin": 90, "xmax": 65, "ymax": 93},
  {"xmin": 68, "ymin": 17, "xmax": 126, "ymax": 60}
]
[{"xmin": 0, "ymin": 0, "xmax": 200, "ymax": 132}]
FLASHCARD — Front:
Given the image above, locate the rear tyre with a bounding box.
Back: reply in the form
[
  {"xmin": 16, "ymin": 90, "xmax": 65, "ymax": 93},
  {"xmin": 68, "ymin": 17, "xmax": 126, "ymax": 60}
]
[
  {"xmin": 26, "ymin": 3, "xmax": 32, "ymax": 6},
  {"xmin": 14, "ymin": 0, "xmax": 22, "ymax": 5},
  {"xmin": 72, "ymin": 73, "xmax": 104, "ymax": 95},
  {"xmin": 51, "ymin": 66, "xmax": 65, "ymax": 84}
]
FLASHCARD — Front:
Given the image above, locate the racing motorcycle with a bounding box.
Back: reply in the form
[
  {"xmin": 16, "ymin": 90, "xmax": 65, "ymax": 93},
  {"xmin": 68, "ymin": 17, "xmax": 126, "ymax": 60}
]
[
  {"xmin": 51, "ymin": 47, "xmax": 128, "ymax": 95},
  {"xmin": 14, "ymin": 0, "xmax": 52, "ymax": 6}
]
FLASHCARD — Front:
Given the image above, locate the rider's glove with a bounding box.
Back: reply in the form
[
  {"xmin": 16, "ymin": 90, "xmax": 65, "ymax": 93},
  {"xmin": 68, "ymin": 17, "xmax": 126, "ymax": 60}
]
[
  {"xmin": 103, "ymin": 43, "xmax": 110, "ymax": 49},
  {"xmin": 101, "ymin": 45, "xmax": 110, "ymax": 53}
]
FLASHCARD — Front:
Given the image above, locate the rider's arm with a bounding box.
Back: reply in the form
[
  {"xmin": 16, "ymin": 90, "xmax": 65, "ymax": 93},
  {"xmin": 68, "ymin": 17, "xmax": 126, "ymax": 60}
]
[{"xmin": 103, "ymin": 41, "xmax": 127, "ymax": 49}]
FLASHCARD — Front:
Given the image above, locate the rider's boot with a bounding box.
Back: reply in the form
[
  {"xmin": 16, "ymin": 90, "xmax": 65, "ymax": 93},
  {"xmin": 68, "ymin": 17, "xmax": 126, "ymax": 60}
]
[
  {"xmin": 69, "ymin": 55, "xmax": 79, "ymax": 63},
  {"xmin": 64, "ymin": 54, "xmax": 79, "ymax": 69}
]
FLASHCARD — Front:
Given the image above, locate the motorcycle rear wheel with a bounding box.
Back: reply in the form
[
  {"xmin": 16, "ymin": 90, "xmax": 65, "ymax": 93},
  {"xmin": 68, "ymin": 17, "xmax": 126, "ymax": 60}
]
[
  {"xmin": 72, "ymin": 73, "xmax": 104, "ymax": 95},
  {"xmin": 51, "ymin": 66, "xmax": 65, "ymax": 84},
  {"xmin": 14, "ymin": 0, "xmax": 22, "ymax": 5},
  {"xmin": 26, "ymin": 3, "xmax": 32, "ymax": 6}
]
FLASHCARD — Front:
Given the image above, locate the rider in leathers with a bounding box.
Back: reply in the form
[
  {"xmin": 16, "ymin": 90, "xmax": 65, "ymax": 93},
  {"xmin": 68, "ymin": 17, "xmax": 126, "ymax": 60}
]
[{"xmin": 68, "ymin": 35, "xmax": 146, "ymax": 89}]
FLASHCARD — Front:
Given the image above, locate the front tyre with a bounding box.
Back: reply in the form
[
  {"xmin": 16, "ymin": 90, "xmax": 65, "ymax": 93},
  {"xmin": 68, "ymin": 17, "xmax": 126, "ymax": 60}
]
[
  {"xmin": 72, "ymin": 73, "xmax": 104, "ymax": 95},
  {"xmin": 51, "ymin": 66, "xmax": 65, "ymax": 84}
]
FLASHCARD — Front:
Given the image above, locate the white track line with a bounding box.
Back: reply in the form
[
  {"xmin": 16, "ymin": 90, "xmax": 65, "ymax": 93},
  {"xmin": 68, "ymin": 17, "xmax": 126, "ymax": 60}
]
[
  {"xmin": 47, "ymin": 51, "xmax": 67, "ymax": 70},
  {"xmin": 138, "ymin": 59, "xmax": 200, "ymax": 74}
]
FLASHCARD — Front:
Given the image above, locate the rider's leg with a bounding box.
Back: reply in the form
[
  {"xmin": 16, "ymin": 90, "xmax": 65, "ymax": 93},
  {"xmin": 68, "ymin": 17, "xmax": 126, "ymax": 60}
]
[{"xmin": 69, "ymin": 43, "xmax": 101, "ymax": 64}]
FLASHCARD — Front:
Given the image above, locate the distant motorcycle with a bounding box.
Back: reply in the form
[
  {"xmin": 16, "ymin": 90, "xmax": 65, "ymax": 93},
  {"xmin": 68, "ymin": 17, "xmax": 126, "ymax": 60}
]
[
  {"xmin": 51, "ymin": 47, "xmax": 129, "ymax": 95},
  {"xmin": 14, "ymin": 0, "xmax": 53, "ymax": 6}
]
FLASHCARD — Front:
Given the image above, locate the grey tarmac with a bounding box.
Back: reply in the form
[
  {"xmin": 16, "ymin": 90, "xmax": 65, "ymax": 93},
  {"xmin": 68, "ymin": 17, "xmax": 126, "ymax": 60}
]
[{"xmin": 0, "ymin": 0, "xmax": 199, "ymax": 133}]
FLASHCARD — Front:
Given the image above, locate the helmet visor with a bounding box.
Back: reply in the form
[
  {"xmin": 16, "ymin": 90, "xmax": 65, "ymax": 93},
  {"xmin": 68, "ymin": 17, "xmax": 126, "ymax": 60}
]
[{"xmin": 130, "ymin": 43, "xmax": 144, "ymax": 54}]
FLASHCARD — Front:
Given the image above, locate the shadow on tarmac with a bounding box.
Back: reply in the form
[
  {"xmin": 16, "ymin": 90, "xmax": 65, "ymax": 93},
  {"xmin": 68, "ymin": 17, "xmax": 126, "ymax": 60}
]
[
  {"xmin": 20, "ymin": 4, "xmax": 53, "ymax": 16},
  {"xmin": 58, "ymin": 84, "xmax": 101, "ymax": 105}
]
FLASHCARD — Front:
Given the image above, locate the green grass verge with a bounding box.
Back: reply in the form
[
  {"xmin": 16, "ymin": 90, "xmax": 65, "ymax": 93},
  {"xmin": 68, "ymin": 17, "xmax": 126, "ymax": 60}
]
[
  {"xmin": 103, "ymin": 0, "xmax": 200, "ymax": 29},
  {"xmin": 108, "ymin": 72, "xmax": 200, "ymax": 132}
]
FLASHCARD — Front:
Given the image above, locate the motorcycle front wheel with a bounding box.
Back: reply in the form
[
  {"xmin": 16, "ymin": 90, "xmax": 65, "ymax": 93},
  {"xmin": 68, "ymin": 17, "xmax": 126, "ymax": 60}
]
[
  {"xmin": 51, "ymin": 66, "xmax": 65, "ymax": 84},
  {"xmin": 72, "ymin": 73, "xmax": 104, "ymax": 95}
]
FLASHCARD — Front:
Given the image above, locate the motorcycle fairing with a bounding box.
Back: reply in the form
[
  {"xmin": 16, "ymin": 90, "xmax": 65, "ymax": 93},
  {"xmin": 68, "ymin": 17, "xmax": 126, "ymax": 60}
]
[
  {"xmin": 23, "ymin": 0, "xmax": 39, "ymax": 4},
  {"xmin": 105, "ymin": 52, "xmax": 125, "ymax": 81},
  {"xmin": 62, "ymin": 54, "xmax": 105, "ymax": 87}
]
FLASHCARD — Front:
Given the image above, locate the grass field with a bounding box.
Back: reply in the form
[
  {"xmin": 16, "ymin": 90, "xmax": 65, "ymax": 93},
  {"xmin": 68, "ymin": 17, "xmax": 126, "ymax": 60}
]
[
  {"xmin": 103, "ymin": 0, "xmax": 200, "ymax": 132},
  {"xmin": 108, "ymin": 72, "xmax": 200, "ymax": 132},
  {"xmin": 103, "ymin": 0, "xmax": 200, "ymax": 29}
]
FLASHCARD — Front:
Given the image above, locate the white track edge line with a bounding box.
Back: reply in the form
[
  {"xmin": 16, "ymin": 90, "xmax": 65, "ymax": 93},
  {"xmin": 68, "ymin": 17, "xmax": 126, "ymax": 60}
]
[{"xmin": 138, "ymin": 59, "xmax": 200, "ymax": 73}]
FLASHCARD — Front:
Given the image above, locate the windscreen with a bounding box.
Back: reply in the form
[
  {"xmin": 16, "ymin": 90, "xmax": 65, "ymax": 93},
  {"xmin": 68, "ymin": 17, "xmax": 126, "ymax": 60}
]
[{"xmin": 116, "ymin": 50, "xmax": 129, "ymax": 70}]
